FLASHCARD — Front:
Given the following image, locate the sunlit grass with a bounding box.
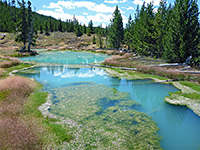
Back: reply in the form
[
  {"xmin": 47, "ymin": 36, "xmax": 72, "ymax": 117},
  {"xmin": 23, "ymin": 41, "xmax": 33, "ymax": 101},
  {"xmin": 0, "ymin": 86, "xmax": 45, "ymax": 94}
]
[
  {"xmin": 182, "ymin": 93, "xmax": 200, "ymax": 100},
  {"xmin": 179, "ymin": 81, "xmax": 200, "ymax": 92}
]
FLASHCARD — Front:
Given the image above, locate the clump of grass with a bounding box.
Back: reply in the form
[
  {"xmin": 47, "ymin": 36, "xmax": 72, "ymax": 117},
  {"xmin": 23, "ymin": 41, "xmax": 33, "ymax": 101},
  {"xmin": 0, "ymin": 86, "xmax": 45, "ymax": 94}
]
[
  {"xmin": 0, "ymin": 76, "xmax": 36, "ymax": 102},
  {"xmin": 0, "ymin": 76, "xmax": 43, "ymax": 149},
  {"xmin": 0, "ymin": 58, "xmax": 21, "ymax": 68},
  {"xmin": 0, "ymin": 117, "xmax": 43, "ymax": 150},
  {"xmin": 0, "ymin": 68, "xmax": 4, "ymax": 76}
]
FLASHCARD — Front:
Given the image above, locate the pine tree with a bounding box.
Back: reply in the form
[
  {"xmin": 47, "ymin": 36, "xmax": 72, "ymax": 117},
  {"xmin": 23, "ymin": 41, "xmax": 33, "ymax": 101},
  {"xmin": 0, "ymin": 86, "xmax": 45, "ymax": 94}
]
[
  {"xmin": 154, "ymin": 0, "xmax": 168, "ymax": 58},
  {"xmin": 87, "ymin": 20, "xmax": 94, "ymax": 36},
  {"xmin": 74, "ymin": 22, "xmax": 83, "ymax": 37},
  {"xmin": 131, "ymin": 2, "xmax": 156, "ymax": 56},
  {"xmin": 45, "ymin": 20, "xmax": 49, "ymax": 36},
  {"xmin": 98, "ymin": 35, "xmax": 103, "ymax": 48},
  {"xmin": 108, "ymin": 5, "xmax": 123, "ymax": 49},
  {"xmin": 124, "ymin": 14, "xmax": 133, "ymax": 50},
  {"xmin": 58, "ymin": 19, "xmax": 63, "ymax": 32},
  {"xmin": 27, "ymin": 0, "xmax": 37, "ymax": 51},
  {"xmin": 163, "ymin": 0, "xmax": 200, "ymax": 64},
  {"xmin": 40, "ymin": 24, "xmax": 43, "ymax": 34},
  {"xmin": 92, "ymin": 35, "xmax": 96, "ymax": 44},
  {"xmin": 15, "ymin": 0, "xmax": 28, "ymax": 51},
  {"xmin": 131, "ymin": 3, "xmax": 146, "ymax": 55},
  {"xmin": 83, "ymin": 24, "xmax": 86, "ymax": 34},
  {"xmin": 49, "ymin": 17, "xmax": 54, "ymax": 32},
  {"xmin": 10, "ymin": 0, "xmax": 16, "ymax": 32}
]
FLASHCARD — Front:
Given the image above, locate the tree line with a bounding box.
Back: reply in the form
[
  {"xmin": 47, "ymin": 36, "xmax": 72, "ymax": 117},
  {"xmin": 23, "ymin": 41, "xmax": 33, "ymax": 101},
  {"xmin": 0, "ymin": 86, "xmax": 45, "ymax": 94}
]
[
  {"xmin": 108, "ymin": 0, "xmax": 200, "ymax": 65},
  {"xmin": 0, "ymin": 0, "xmax": 107, "ymax": 50},
  {"xmin": 0, "ymin": 0, "xmax": 199, "ymax": 65}
]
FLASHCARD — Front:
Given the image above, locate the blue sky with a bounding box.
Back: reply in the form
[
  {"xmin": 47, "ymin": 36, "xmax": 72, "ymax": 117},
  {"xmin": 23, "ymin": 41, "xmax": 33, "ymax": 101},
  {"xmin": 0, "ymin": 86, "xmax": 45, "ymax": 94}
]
[{"xmin": 31, "ymin": 0, "xmax": 200, "ymax": 27}]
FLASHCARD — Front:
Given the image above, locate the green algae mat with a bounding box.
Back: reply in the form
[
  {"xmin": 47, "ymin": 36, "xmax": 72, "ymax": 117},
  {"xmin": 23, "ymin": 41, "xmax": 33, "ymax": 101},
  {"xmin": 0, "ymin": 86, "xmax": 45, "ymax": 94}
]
[{"xmin": 49, "ymin": 83, "xmax": 161, "ymax": 149}]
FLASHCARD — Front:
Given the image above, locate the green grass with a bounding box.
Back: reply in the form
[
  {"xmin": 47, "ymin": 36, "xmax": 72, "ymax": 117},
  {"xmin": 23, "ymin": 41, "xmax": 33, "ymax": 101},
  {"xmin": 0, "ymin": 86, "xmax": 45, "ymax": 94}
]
[
  {"xmin": 25, "ymin": 91, "xmax": 48, "ymax": 117},
  {"xmin": 179, "ymin": 81, "xmax": 200, "ymax": 92},
  {"xmin": 182, "ymin": 93, "xmax": 200, "ymax": 100},
  {"xmin": 24, "ymin": 89, "xmax": 73, "ymax": 145},
  {"xmin": 5, "ymin": 63, "xmax": 33, "ymax": 73},
  {"xmin": 110, "ymin": 68, "xmax": 125, "ymax": 74},
  {"xmin": 128, "ymin": 71, "xmax": 167, "ymax": 80},
  {"xmin": 0, "ymin": 90, "xmax": 10, "ymax": 101},
  {"xmin": 43, "ymin": 121, "xmax": 72, "ymax": 144},
  {"xmin": 110, "ymin": 68, "xmax": 167, "ymax": 80}
]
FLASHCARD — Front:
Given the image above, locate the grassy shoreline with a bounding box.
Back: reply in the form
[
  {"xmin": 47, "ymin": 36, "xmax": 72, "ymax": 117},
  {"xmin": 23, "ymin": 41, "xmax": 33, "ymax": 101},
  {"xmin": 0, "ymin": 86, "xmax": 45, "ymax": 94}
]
[{"xmin": 0, "ymin": 62, "xmax": 73, "ymax": 149}]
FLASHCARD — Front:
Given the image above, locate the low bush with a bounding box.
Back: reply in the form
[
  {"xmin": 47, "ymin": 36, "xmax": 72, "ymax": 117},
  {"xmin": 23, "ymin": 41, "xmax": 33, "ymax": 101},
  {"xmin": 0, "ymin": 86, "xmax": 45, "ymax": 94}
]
[
  {"xmin": 0, "ymin": 76, "xmax": 36, "ymax": 102},
  {"xmin": 0, "ymin": 117, "xmax": 43, "ymax": 150}
]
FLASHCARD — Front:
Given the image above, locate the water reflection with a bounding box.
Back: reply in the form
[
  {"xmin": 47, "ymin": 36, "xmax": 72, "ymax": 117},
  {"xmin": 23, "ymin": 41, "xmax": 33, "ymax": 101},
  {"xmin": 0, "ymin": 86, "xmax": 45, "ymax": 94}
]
[{"xmin": 109, "ymin": 77, "xmax": 121, "ymax": 90}]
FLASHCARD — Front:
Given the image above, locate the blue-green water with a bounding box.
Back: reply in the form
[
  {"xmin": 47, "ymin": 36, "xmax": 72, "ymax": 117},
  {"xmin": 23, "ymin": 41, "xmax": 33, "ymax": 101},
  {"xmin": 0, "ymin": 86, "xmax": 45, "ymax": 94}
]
[
  {"xmin": 18, "ymin": 52, "xmax": 200, "ymax": 149},
  {"xmin": 19, "ymin": 51, "xmax": 108, "ymax": 64}
]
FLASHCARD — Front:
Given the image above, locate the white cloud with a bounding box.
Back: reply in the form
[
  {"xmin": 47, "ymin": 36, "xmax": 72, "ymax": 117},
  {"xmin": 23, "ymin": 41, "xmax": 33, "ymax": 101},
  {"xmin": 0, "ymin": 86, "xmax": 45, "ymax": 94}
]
[
  {"xmin": 132, "ymin": 0, "xmax": 143, "ymax": 5},
  {"xmin": 104, "ymin": 0, "xmax": 127, "ymax": 3},
  {"xmin": 47, "ymin": 2, "xmax": 62, "ymax": 9},
  {"xmin": 83, "ymin": 12, "xmax": 88, "ymax": 15},
  {"xmin": 87, "ymin": 13, "xmax": 112, "ymax": 24},
  {"xmin": 58, "ymin": 1, "xmax": 95, "ymax": 10},
  {"xmin": 37, "ymin": 9, "xmax": 113, "ymax": 26},
  {"xmin": 119, "ymin": 0, "xmax": 128, "ymax": 3},
  {"xmin": 37, "ymin": 1, "xmax": 129, "ymax": 27},
  {"xmin": 92, "ymin": 3, "xmax": 115, "ymax": 13},
  {"xmin": 37, "ymin": 10, "xmax": 73, "ymax": 21},
  {"xmin": 104, "ymin": 0, "xmax": 119, "ymax": 3},
  {"xmin": 132, "ymin": 0, "xmax": 161, "ymax": 6},
  {"xmin": 101, "ymin": 23, "xmax": 107, "ymax": 28},
  {"xmin": 55, "ymin": 8, "xmax": 64, "ymax": 13},
  {"xmin": 127, "ymin": 6, "xmax": 134, "ymax": 10},
  {"xmin": 56, "ymin": 1, "xmax": 115, "ymax": 13}
]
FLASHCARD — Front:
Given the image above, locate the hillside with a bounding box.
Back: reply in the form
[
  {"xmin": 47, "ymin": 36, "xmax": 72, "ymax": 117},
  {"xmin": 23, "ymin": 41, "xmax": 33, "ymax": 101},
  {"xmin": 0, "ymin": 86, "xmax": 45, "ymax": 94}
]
[{"xmin": 0, "ymin": 32, "xmax": 98, "ymax": 53}]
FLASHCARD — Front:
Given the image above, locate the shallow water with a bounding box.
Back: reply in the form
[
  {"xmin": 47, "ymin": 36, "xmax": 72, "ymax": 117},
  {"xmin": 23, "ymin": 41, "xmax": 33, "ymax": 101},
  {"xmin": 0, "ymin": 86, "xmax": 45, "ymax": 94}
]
[
  {"xmin": 18, "ymin": 51, "xmax": 200, "ymax": 149},
  {"xmin": 19, "ymin": 51, "xmax": 108, "ymax": 64},
  {"xmin": 18, "ymin": 66, "xmax": 200, "ymax": 149}
]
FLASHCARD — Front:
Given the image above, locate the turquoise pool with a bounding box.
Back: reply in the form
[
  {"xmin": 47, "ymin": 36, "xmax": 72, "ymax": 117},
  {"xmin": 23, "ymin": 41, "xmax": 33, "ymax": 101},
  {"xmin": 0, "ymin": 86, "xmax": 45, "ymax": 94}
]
[{"xmin": 19, "ymin": 51, "xmax": 108, "ymax": 64}]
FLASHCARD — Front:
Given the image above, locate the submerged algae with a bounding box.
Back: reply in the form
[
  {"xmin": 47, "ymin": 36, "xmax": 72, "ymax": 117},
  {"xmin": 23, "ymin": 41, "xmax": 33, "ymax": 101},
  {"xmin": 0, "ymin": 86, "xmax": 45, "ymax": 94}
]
[{"xmin": 49, "ymin": 83, "xmax": 161, "ymax": 149}]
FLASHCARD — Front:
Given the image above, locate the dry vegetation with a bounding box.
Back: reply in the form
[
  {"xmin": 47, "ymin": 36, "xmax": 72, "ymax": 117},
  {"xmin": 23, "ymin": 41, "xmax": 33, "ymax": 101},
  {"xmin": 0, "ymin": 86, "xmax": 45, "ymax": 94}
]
[
  {"xmin": 0, "ymin": 76, "xmax": 45, "ymax": 150},
  {"xmin": 0, "ymin": 56, "xmax": 22, "ymax": 68},
  {"xmin": 0, "ymin": 32, "xmax": 94, "ymax": 52},
  {"xmin": 103, "ymin": 54, "xmax": 200, "ymax": 83},
  {"xmin": 0, "ymin": 68, "xmax": 3, "ymax": 76}
]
